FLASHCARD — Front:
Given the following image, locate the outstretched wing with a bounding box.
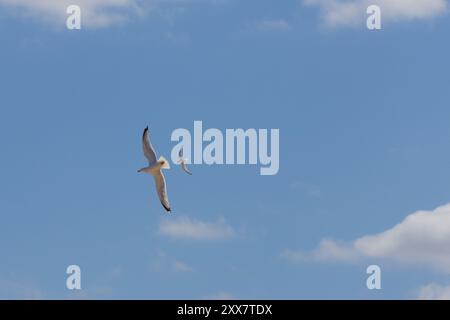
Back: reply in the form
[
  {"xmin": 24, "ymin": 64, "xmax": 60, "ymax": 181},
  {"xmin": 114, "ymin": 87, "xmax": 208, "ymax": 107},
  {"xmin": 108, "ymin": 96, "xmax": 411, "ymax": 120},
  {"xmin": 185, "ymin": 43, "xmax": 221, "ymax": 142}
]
[
  {"xmin": 154, "ymin": 170, "xmax": 171, "ymax": 212},
  {"xmin": 181, "ymin": 161, "xmax": 192, "ymax": 175},
  {"xmin": 142, "ymin": 126, "xmax": 157, "ymax": 165}
]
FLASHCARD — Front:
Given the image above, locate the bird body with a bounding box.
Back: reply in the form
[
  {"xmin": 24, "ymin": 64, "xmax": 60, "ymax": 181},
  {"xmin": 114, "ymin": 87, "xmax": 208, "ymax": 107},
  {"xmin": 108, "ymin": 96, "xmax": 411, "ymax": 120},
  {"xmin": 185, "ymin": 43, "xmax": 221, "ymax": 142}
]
[
  {"xmin": 177, "ymin": 148, "xmax": 192, "ymax": 175},
  {"xmin": 138, "ymin": 127, "xmax": 172, "ymax": 213},
  {"xmin": 138, "ymin": 156, "xmax": 170, "ymax": 174}
]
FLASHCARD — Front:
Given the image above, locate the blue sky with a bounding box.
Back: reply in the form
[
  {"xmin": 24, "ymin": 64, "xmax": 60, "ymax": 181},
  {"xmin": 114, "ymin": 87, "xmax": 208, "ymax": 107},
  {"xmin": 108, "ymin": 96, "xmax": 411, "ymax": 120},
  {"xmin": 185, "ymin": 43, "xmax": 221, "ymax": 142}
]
[{"xmin": 1, "ymin": 0, "xmax": 450, "ymax": 299}]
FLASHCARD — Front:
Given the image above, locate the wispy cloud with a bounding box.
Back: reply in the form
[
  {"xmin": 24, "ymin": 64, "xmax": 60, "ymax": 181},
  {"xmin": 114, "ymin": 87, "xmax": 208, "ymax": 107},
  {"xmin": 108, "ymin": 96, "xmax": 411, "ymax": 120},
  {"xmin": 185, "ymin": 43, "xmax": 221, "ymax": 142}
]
[
  {"xmin": 251, "ymin": 19, "xmax": 292, "ymax": 32},
  {"xmin": 159, "ymin": 216, "xmax": 235, "ymax": 241},
  {"xmin": 291, "ymin": 180, "xmax": 321, "ymax": 198},
  {"xmin": 0, "ymin": 278, "xmax": 45, "ymax": 299},
  {"xmin": 0, "ymin": 0, "xmax": 230, "ymax": 28},
  {"xmin": 282, "ymin": 239, "xmax": 361, "ymax": 263},
  {"xmin": 417, "ymin": 283, "xmax": 450, "ymax": 300},
  {"xmin": 66, "ymin": 286, "xmax": 114, "ymax": 300},
  {"xmin": 149, "ymin": 250, "xmax": 194, "ymax": 273},
  {"xmin": 205, "ymin": 291, "xmax": 236, "ymax": 300},
  {"xmin": 284, "ymin": 203, "xmax": 450, "ymax": 273},
  {"xmin": 304, "ymin": 0, "xmax": 448, "ymax": 27},
  {"xmin": 165, "ymin": 31, "xmax": 191, "ymax": 45},
  {"xmin": 0, "ymin": 0, "xmax": 147, "ymax": 28},
  {"xmin": 173, "ymin": 260, "xmax": 193, "ymax": 273}
]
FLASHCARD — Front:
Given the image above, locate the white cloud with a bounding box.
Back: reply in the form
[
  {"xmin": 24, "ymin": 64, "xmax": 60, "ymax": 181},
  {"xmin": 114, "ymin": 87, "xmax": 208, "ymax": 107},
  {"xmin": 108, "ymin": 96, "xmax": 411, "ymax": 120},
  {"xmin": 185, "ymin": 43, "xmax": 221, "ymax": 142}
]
[
  {"xmin": 0, "ymin": 0, "xmax": 229, "ymax": 28},
  {"xmin": 159, "ymin": 216, "xmax": 235, "ymax": 241},
  {"xmin": 284, "ymin": 203, "xmax": 450, "ymax": 273},
  {"xmin": 417, "ymin": 283, "xmax": 450, "ymax": 300},
  {"xmin": 0, "ymin": 0, "xmax": 147, "ymax": 28},
  {"xmin": 253, "ymin": 19, "xmax": 292, "ymax": 32},
  {"xmin": 304, "ymin": 0, "xmax": 448, "ymax": 27}
]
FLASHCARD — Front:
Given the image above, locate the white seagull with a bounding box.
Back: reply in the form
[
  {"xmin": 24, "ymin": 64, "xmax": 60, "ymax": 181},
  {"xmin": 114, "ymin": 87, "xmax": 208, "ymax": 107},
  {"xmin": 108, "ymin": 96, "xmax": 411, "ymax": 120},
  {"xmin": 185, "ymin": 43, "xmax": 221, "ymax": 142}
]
[
  {"xmin": 178, "ymin": 148, "xmax": 192, "ymax": 175},
  {"xmin": 138, "ymin": 126, "xmax": 171, "ymax": 212}
]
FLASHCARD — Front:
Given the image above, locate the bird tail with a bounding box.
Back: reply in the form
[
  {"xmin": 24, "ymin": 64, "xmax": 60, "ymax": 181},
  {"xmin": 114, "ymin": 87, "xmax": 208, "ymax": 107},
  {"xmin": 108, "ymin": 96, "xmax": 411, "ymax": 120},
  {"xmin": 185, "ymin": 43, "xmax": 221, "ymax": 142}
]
[{"xmin": 159, "ymin": 156, "xmax": 171, "ymax": 169}]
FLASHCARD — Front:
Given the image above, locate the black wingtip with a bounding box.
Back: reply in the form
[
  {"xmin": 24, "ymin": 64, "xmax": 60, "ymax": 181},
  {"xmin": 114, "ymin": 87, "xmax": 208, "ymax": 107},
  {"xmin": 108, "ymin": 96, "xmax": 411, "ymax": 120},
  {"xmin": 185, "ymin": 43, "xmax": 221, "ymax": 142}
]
[{"xmin": 143, "ymin": 126, "xmax": 149, "ymax": 138}]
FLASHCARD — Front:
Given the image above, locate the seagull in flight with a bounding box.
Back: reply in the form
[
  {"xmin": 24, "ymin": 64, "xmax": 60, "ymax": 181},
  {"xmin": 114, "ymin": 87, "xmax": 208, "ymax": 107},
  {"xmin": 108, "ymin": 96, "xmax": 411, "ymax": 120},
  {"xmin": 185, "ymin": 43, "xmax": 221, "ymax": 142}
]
[
  {"xmin": 138, "ymin": 126, "xmax": 171, "ymax": 212},
  {"xmin": 178, "ymin": 148, "xmax": 192, "ymax": 175}
]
